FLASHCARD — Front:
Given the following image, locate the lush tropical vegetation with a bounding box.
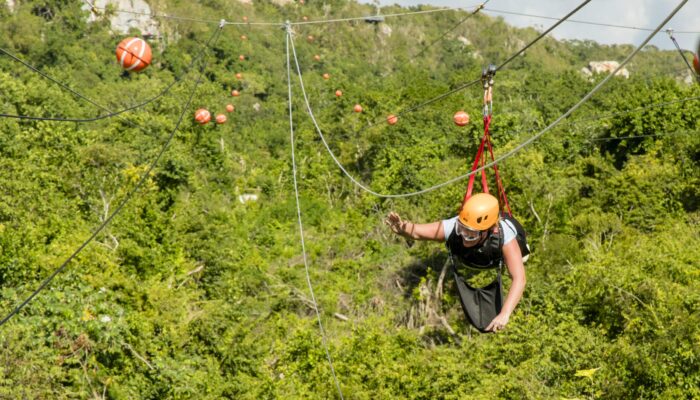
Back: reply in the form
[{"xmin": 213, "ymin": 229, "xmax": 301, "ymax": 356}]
[{"xmin": 0, "ymin": 0, "xmax": 698, "ymax": 398}]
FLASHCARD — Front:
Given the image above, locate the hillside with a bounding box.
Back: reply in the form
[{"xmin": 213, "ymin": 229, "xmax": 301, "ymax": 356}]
[{"xmin": 0, "ymin": 0, "xmax": 699, "ymax": 398}]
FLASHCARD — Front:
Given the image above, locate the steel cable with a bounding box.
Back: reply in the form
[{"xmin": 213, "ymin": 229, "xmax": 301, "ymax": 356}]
[
  {"xmin": 289, "ymin": 0, "xmax": 689, "ymax": 198},
  {"xmin": 0, "ymin": 27, "xmax": 223, "ymax": 328},
  {"xmin": 285, "ymin": 26, "xmax": 345, "ymax": 400},
  {"xmin": 0, "ymin": 28, "xmax": 220, "ymax": 122}
]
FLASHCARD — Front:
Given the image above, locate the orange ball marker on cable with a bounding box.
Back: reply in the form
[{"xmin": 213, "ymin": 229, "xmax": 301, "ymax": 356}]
[
  {"xmin": 195, "ymin": 109, "xmax": 211, "ymax": 125},
  {"xmin": 116, "ymin": 37, "xmax": 152, "ymax": 72},
  {"xmin": 226, "ymin": 104, "xmax": 235, "ymax": 112},
  {"xmin": 354, "ymin": 104, "xmax": 363, "ymax": 113},
  {"xmin": 215, "ymin": 114, "xmax": 227, "ymax": 124},
  {"xmin": 335, "ymin": 90, "xmax": 342, "ymax": 97},
  {"xmin": 235, "ymin": 73, "xmax": 243, "ymax": 80},
  {"xmin": 322, "ymin": 73, "xmax": 330, "ymax": 80},
  {"xmin": 387, "ymin": 114, "xmax": 398, "ymax": 125},
  {"xmin": 453, "ymin": 111, "xmax": 470, "ymax": 126},
  {"xmin": 231, "ymin": 90, "xmax": 240, "ymax": 97}
]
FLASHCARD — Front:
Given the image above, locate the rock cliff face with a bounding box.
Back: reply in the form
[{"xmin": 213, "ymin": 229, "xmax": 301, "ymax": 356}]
[
  {"xmin": 581, "ymin": 61, "xmax": 630, "ymax": 79},
  {"xmin": 83, "ymin": 0, "xmax": 160, "ymax": 37}
]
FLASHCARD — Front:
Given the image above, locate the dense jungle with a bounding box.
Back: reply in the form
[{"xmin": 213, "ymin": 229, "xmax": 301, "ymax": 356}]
[{"xmin": 0, "ymin": 0, "xmax": 699, "ymax": 398}]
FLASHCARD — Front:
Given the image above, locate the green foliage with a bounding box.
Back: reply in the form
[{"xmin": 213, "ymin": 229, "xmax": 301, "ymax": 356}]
[{"xmin": 0, "ymin": 0, "xmax": 699, "ymax": 398}]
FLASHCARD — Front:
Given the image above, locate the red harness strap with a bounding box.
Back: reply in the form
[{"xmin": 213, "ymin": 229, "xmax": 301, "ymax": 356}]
[
  {"xmin": 483, "ymin": 122, "xmax": 512, "ymax": 216},
  {"xmin": 462, "ymin": 114, "xmax": 512, "ymax": 216},
  {"xmin": 464, "ymin": 115, "xmax": 491, "ymax": 201}
]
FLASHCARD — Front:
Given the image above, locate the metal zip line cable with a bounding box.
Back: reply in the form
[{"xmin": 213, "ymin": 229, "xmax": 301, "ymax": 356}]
[
  {"xmin": 85, "ymin": 3, "xmax": 227, "ymax": 26},
  {"xmin": 289, "ymin": 5, "xmax": 482, "ymax": 26},
  {"xmin": 414, "ymin": 1, "xmax": 490, "ymax": 59},
  {"xmin": 87, "ymin": 3, "xmax": 480, "ymax": 27},
  {"xmin": 483, "ymin": 7, "xmax": 700, "ymax": 34},
  {"xmin": 347, "ymin": 0, "xmax": 592, "ymax": 137},
  {"xmin": 0, "ymin": 25, "xmax": 223, "ymax": 182},
  {"xmin": 0, "ymin": 27, "xmax": 223, "ymax": 328},
  {"xmin": 289, "ymin": 0, "xmax": 689, "ymax": 199},
  {"xmin": 285, "ymin": 25, "xmax": 345, "ymax": 400},
  {"xmin": 337, "ymin": 94, "xmax": 700, "ymax": 150},
  {"xmin": 0, "ymin": 28, "xmax": 220, "ymax": 122},
  {"xmin": 492, "ymin": 0, "xmax": 591, "ymax": 74},
  {"xmin": 83, "ymin": 1, "xmax": 700, "ymax": 33},
  {"xmin": 666, "ymin": 29, "xmax": 700, "ymax": 84},
  {"xmin": 586, "ymin": 129, "xmax": 697, "ymax": 142}
]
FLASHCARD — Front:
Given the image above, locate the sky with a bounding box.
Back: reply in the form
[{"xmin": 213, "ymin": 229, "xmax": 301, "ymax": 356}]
[{"xmin": 363, "ymin": 0, "xmax": 700, "ymax": 51}]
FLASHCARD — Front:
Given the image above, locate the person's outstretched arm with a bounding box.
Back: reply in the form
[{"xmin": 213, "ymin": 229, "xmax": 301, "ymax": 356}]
[
  {"xmin": 485, "ymin": 240, "xmax": 526, "ymax": 332},
  {"xmin": 385, "ymin": 212, "xmax": 445, "ymax": 241}
]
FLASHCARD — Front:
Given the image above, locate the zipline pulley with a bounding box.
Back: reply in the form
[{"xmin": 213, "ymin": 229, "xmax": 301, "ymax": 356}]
[{"xmin": 481, "ymin": 64, "xmax": 496, "ymax": 117}]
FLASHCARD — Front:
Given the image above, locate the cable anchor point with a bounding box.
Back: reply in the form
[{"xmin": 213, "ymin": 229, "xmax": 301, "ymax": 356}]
[{"xmin": 219, "ymin": 19, "xmax": 226, "ymax": 28}]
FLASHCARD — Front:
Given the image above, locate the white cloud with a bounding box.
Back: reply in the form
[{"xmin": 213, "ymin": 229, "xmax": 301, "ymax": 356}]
[{"xmin": 365, "ymin": 0, "xmax": 700, "ymax": 51}]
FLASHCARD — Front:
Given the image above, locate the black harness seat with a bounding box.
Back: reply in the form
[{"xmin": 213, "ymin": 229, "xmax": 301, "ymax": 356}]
[{"xmin": 446, "ymin": 215, "xmax": 529, "ymax": 332}]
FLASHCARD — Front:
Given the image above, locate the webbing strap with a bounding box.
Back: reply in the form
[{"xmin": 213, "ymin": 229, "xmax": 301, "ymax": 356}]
[
  {"xmin": 462, "ymin": 114, "xmax": 512, "ymax": 216},
  {"xmin": 481, "ymin": 143, "xmax": 489, "ymax": 194},
  {"xmin": 483, "ymin": 125, "xmax": 512, "ymax": 216},
  {"xmin": 464, "ymin": 115, "xmax": 492, "ymax": 203}
]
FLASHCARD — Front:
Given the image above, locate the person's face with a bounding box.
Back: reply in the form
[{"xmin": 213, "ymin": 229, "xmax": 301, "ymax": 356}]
[
  {"xmin": 456, "ymin": 220, "xmax": 484, "ymax": 247},
  {"xmin": 461, "ymin": 231, "xmax": 486, "ymax": 247}
]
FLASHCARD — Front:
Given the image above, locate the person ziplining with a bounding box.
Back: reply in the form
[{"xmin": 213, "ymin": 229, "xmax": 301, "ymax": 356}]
[{"xmin": 386, "ymin": 66, "xmax": 530, "ymax": 333}]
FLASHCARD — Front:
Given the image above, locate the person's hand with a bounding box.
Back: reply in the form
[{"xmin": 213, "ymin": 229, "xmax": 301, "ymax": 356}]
[
  {"xmin": 485, "ymin": 312, "xmax": 510, "ymax": 333},
  {"xmin": 384, "ymin": 212, "xmax": 411, "ymax": 238}
]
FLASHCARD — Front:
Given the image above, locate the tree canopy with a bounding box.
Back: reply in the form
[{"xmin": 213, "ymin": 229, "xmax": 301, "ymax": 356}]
[{"xmin": 0, "ymin": 0, "xmax": 698, "ymax": 398}]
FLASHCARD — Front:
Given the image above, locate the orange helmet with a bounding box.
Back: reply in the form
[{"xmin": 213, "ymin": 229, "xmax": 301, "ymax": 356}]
[{"xmin": 459, "ymin": 193, "xmax": 499, "ymax": 230}]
